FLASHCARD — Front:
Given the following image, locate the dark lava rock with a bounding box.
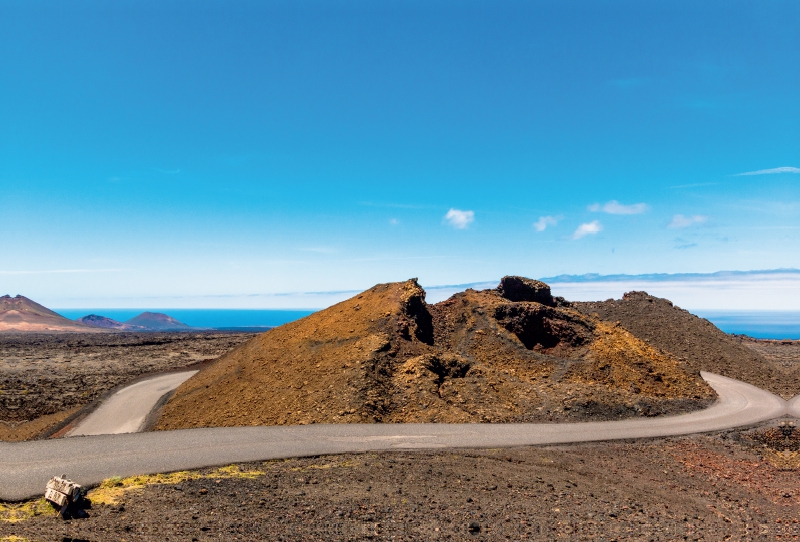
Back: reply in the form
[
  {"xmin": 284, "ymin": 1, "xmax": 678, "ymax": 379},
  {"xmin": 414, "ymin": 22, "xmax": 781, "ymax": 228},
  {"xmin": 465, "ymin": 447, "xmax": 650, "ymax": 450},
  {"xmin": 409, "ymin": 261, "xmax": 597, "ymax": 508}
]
[{"xmin": 497, "ymin": 276, "xmax": 554, "ymax": 306}]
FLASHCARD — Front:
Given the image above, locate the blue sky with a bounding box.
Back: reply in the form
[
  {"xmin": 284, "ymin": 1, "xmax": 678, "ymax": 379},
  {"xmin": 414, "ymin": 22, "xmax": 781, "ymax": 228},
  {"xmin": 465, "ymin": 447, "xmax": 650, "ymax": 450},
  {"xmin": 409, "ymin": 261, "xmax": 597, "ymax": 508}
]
[{"xmin": 1, "ymin": 0, "xmax": 799, "ymax": 306}]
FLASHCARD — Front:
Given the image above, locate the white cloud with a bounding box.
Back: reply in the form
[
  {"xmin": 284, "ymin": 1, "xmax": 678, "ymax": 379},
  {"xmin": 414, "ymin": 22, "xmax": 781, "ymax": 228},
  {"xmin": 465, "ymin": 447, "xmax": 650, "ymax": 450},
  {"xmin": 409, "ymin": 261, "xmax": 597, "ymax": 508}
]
[
  {"xmin": 389, "ymin": 218, "xmax": 399, "ymax": 225},
  {"xmin": 572, "ymin": 220, "xmax": 602, "ymax": 239},
  {"xmin": 533, "ymin": 215, "xmax": 561, "ymax": 232},
  {"xmin": 668, "ymin": 214, "xmax": 708, "ymax": 229},
  {"xmin": 735, "ymin": 166, "xmax": 800, "ymax": 176},
  {"xmin": 543, "ymin": 270, "xmax": 800, "ymax": 310},
  {"xmin": 588, "ymin": 200, "xmax": 649, "ymax": 215},
  {"xmin": 444, "ymin": 208, "xmax": 475, "ymax": 229}
]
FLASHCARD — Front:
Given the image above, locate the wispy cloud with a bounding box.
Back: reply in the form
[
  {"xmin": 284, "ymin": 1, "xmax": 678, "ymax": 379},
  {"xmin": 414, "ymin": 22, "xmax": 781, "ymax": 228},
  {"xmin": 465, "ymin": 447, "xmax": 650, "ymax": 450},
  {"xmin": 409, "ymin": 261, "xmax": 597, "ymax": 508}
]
[
  {"xmin": 572, "ymin": 221, "xmax": 602, "ymax": 239},
  {"xmin": 0, "ymin": 269, "xmax": 125, "ymax": 275},
  {"xmin": 588, "ymin": 200, "xmax": 649, "ymax": 215},
  {"xmin": 668, "ymin": 214, "xmax": 708, "ymax": 229},
  {"xmin": 734, "ymin": 166, "xmax": 800, "ymax": 176},
  {"xmin": 389, "ymin": 218, "xmax": 399, "ymax": 225},
  {"xmin": 444, "ymin": 209, "xmax": 475, "ymax": 229},
  {"xmin": 533, "ymin": 215, "xmax": 561, "ymax": 232}
]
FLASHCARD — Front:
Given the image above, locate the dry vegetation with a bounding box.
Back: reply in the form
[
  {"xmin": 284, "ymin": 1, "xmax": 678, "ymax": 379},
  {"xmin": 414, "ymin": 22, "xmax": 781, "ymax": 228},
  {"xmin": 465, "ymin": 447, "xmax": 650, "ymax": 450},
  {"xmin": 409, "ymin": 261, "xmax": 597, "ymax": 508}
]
[{"xmin": 3, "ymin": 425, "xmax": 800, "ymax": 541}]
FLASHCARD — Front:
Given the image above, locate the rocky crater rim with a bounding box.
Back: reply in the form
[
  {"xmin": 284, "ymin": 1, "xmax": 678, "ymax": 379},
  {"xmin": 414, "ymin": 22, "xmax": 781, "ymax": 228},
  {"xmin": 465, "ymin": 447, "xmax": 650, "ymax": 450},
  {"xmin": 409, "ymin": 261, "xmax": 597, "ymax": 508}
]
[{"xmin": 156, "ymin": 276, "xmax": 716, "ymax": 431}]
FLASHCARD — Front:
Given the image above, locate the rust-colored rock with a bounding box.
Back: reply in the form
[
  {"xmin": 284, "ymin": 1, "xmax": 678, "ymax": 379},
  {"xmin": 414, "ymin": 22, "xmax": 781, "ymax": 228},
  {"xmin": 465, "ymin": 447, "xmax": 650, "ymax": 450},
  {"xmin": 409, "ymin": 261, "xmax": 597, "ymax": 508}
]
[
  {"xmin": 156, "ymin": 279, "xmax": 714, "ymax": 430},
  {"xmin": 574, "ymin": 291, "xmax": 791, "ymax": 397}
]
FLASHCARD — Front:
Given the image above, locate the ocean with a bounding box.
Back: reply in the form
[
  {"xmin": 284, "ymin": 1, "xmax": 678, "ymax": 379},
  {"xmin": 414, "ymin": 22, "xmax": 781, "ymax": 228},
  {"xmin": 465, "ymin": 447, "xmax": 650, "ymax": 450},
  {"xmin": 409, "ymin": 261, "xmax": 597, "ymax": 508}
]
[
  {"xmin": 54, "ymin": 308, "xmax": 800, "ymax": 339},
  {"xmin": 54, "ymin": 309, "xmax": 317, "ymax": 331},
  {"xmin": 692, "ymin": 311, "xmax": 800, "ymax": 340}
]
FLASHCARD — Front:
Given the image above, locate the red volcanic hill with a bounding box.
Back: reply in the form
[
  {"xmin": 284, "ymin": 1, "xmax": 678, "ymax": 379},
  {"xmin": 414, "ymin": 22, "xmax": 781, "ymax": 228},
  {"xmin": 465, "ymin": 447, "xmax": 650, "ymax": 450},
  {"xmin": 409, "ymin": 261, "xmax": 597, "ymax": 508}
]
[
  {"xmin": 158, "ymin": 277, "xmax": 714, "ymax": 430},
  {"xmin": 0, "ymin": 295, "xmax": 98, "ymax": 332}
]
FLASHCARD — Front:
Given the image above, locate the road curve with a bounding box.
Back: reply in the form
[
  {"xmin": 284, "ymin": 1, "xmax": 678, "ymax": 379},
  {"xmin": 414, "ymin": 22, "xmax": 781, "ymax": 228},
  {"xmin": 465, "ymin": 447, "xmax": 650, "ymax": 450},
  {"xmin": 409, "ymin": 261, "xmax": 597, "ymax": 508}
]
[
  {"xmin": 66, "ymin": 371, "xmax": 198, "ymax": 437},
  {"xmin": 0, "ymin": 372, "xmax": 790, "ymax": 501},
  {"xmin": 788, "ymin": 394, "xmax": 800, "ymax": 418}
]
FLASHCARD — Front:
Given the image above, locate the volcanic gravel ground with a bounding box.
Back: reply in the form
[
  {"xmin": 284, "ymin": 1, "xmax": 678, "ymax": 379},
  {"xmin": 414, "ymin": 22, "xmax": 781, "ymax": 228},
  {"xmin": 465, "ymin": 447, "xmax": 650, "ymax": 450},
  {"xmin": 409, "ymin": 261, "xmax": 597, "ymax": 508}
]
[
  {"xmin": 3, "ymin": 427, "xmax": 800, "ymax": 541},
  {"xmin": 740, "ymin": 338, "xmax": 800, "ymax": 371},
  {"xmin": 0, "ymin": 332, "xmax": 255, "ymax": 440}
]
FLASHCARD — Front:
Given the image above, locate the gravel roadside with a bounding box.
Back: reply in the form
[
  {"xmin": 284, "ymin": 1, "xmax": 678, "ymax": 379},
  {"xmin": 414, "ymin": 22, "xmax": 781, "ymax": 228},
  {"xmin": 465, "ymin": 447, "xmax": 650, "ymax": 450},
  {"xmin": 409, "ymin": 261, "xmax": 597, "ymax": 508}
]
[{"xmin": 2, "ymin": 426, "xmax": 797, "ymax": 541}]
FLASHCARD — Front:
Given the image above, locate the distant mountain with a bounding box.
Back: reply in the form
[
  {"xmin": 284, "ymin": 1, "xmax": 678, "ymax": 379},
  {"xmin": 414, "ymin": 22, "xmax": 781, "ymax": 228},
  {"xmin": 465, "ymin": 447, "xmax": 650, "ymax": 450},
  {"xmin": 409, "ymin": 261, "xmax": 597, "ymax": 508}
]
[
  {"xmin": 125, "ymin": 312, "xmax": 194, "ymax": 331},
  {"xmin": 540, "ymin": 268, "xmax": 800, "ymax": 283},
  {"xmin": 0, "ymin": 295, "xmax": 98, "ymax": 332},
  {"xmin": 75, "ymin": 314, "xmax": 143, "ymax": 331}
]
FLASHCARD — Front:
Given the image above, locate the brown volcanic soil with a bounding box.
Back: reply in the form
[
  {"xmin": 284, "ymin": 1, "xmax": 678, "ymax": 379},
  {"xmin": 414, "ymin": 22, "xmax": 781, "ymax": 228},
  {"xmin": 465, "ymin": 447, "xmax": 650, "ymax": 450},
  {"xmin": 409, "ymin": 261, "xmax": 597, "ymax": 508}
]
[
  {"xmin": 0, "ymin": 332, "xmax": 254, "ymax": 441},
  {"xmin": 739, "ymin": 337, "xmax": 800, "ymax": 374},
  {"xmin": 157, "ymin": 278, "xmax": 713, "ymax": 430},
  {"xmin": 4, "ymin": 427, "xmax": 799, "ymax": 541},
  {"xmin": 574, "ymin": 291, "xmax": 795, "ymax": 398}
]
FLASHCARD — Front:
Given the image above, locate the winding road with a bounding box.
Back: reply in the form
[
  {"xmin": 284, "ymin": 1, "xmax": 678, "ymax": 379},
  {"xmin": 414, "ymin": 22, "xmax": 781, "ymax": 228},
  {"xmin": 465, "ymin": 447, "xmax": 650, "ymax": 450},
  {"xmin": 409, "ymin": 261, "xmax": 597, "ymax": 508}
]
[
  {"xmin": 0, "ymin": 372, "xmax": 794, "ymax": 501},
  {"xmin": 66, "ymin": 371, "xmax": 198, "ymax": 437}
]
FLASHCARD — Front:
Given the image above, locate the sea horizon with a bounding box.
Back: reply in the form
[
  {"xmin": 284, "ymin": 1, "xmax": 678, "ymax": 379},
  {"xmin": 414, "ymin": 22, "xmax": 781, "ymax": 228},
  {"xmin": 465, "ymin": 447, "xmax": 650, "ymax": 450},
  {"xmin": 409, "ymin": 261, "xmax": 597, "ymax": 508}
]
[
  {"xmin": 54, "ymin": 308, "xmax": 318, "ymax": 331},
  {"xmin": 54, "ymin": 307, "xmax": 800, "ymax": 340}
]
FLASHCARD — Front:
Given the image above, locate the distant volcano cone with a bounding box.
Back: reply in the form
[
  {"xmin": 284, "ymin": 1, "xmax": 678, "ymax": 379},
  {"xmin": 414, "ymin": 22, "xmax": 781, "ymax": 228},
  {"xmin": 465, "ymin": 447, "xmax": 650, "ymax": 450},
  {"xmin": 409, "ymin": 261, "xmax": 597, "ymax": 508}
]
[
  {"xmin": 76, "ymin": 314, "xmax": 143, "ymax": 330},
  {"xmin": 0, "ymin": 295, "xmax": 99, "ymax": 332},
  {"xmin": 125, "ymin": 312, "xmax": 193, "ymax": 331}
]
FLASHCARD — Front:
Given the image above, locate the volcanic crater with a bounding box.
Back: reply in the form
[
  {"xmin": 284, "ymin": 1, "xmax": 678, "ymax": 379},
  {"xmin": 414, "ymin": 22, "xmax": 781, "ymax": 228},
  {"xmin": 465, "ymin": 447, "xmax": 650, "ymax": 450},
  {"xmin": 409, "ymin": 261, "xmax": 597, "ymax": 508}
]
[{"xmin": 157, "ymin": 276, "xmax": 714, "ymax": 430}]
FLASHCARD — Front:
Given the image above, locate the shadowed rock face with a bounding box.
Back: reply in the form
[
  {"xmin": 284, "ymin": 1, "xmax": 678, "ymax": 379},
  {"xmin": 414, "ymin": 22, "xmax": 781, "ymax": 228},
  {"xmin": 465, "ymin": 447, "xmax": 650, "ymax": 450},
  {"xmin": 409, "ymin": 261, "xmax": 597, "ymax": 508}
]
[
  {"xmin": 157, "ymin": 278, "xmax": 714, "ymax": 431},
  {"xmin": 493, "ymin": 302, "xmax": 593, "ymax": 350},
  {"xmin": 496, "ymin": 276, "xmax": 555, "ymax": 306}
]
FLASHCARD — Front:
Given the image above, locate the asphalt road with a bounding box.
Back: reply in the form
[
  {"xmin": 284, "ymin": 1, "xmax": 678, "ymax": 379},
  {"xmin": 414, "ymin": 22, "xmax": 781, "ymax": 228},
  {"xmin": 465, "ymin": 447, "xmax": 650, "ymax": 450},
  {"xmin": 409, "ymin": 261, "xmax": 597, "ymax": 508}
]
[
  {"xmin": 66, "ymin": 371, "xmax": 198, "ymax": 437},
  {"xmin": 788, "ymin": 394, "xmax": 800, "ymax": 418},
  {"xmin": 0, "ymin": 372, "xmax": 792, "ymax": 501}
]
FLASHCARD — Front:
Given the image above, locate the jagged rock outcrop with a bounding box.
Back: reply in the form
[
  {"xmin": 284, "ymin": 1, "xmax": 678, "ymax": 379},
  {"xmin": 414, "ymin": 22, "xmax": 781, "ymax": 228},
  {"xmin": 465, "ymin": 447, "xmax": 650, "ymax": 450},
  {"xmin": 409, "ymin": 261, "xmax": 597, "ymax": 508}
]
[
  {"xmin": 157, "ymin": 278, "xmax": 714, "ymax": 430},
  {"xmin": 496, "ymin": 275, "xmax": 555, "ymax": 305}
]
